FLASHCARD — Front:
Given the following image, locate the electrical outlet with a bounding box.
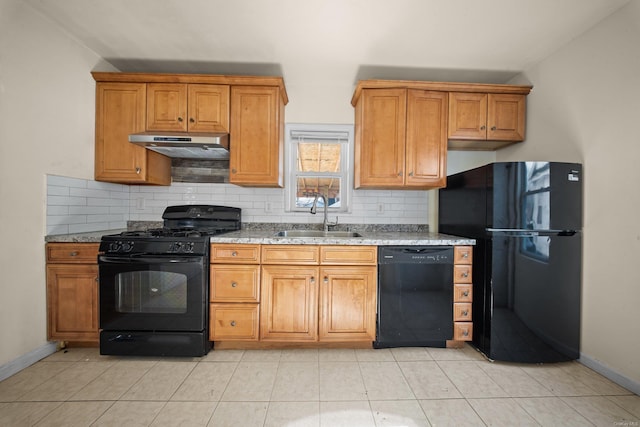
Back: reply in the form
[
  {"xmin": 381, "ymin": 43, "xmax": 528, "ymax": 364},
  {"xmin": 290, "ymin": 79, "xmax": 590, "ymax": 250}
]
[
  {"xmin": 265, "ymin": 202, "xmax": 273, "ymax": 213},
  {"xmin": 377, "ymin": 203, "xmax": 384, "ymax": 214},
  {"xmin": 136, "ymin": 197, "xmax": 145, "ymax": 209}
]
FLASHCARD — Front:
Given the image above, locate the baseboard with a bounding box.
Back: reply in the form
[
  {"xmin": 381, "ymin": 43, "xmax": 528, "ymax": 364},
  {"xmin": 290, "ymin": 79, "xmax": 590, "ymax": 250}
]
[
  {"xmin": 0, "ymin": 342, "xmax": 58, "ymax": 382},
  {"xmin": 580, "ymin": 352, "xmax": 640, "ymax": 395}
]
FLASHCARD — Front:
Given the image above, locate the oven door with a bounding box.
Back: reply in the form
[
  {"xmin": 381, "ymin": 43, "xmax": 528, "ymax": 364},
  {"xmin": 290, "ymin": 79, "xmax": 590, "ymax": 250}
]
[{"xmin": 98, "ymin": 255, "xmax": 207, "ymax": 332}]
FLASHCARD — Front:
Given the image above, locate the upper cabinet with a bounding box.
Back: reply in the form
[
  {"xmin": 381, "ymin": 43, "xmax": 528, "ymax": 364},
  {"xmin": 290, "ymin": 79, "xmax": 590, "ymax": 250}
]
[
  {"xmin": 229, "ymin": 85, "xmax": 285, "ymax": 187},
  {"xmin": 146, "ymin": 83, "xmax": 229, "ymax": 133},
  {"xmin": 448, "ymin": 92, "xmax": 526, "ymax": 149},
  {"xmin": 91, "ymin": 73, "xmax": 287, "ymax": 186},
  {"xmin": 353, "ymin": 87, "xmax": 447, "ymax": 189},
  {"xmin": 351, "ymin": 80, "xmax": 532, "ymax": 175},
  {"xmin": 94, "ymin": 82, "xmax": 171, "ymax": 185}
]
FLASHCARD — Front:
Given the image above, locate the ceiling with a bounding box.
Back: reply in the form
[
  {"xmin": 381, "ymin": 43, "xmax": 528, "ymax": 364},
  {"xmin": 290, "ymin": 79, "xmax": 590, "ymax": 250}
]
[{"xmin": 25, "ymin": 0, "xmax": 630, "ymax": 85}]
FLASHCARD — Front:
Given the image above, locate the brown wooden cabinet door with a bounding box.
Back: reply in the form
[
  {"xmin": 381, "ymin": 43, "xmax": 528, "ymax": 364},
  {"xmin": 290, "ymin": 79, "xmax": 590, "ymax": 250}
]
[
  {"xmin": 448, "ymin": 92, "xmax": 488, "ymax": 140},
  {"xmin": 318, "ymin": 266, "xmax": 376, "ymax": 341},
  {"xmin": 95, "ymin": 82, "xmax": 171, "ymax": 184},
  {"xmin": 146, "ymin": 83, "xmax": 230, "ymax": 133},
  {"xmin": 188, "ymin": 84, "xmax": 230, "ymax": 132},
  {"xmin": 260, "ymin": 265, "xmax": 318, "ymax": 341},
  {"xmin": 230, "ymin": 86, "xmax": 284, "ymax": 187},
  {"xmin": 487, "ymin": 94, "xmax": 526, "ymax": 141},
  {"xmin": 46, "ymin": 264, "xmax": 98, "ymax": 342},
  {"xmin": 146, "ymin": 83, "xmax": 188, "ymax": 131},
  {"xmin": 405, "ymin": 90, "xmax": 448, "ymax": 188},
  {"xmin": 355, "ymin": 88, "xmax": 406, "ymax": 188}
]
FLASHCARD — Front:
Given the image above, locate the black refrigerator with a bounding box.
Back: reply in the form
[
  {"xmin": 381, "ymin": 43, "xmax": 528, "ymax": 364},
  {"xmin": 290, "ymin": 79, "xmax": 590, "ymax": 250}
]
[{"xmin": 439, "ymin": 162, "xmax": 582, "ymax": 363}]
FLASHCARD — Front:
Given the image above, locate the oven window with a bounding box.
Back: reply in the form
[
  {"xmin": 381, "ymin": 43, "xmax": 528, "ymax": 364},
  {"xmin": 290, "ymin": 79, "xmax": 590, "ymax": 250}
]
[{"xmin": 115, "ymin": 271, "xmax": 187, "ymax": 314}]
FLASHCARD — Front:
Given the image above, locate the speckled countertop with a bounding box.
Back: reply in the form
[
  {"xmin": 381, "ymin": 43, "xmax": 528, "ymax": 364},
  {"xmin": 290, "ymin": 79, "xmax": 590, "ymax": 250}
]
[
  {"xmin": 208, "ymin": 229, "xmax": 475, "ymax": 246},
  {"xmin": 45, "ymin": 227, "xmax": 474, "ymax": 246}
]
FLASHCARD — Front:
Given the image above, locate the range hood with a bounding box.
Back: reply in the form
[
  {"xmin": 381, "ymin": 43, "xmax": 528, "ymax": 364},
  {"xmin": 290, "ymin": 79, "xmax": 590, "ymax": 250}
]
[{"xmin": 129, "ymin": 132, "xmax": 229, "ymax": 159}]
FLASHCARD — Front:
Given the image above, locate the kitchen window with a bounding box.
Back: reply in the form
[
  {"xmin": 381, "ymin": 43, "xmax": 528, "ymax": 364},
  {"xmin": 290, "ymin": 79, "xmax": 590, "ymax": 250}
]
[{"xmin": 285, "ymin": 123, "xmax": 353, "ymax": 213}]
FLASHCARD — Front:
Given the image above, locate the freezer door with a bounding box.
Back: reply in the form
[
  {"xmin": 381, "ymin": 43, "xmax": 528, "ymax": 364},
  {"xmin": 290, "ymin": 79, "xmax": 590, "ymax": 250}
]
[
  {"xmin": 491, "ymin": 162, "xmax": 582, "ymax": 231},
  {"xmin": 481, "ymin": 232, "xmax": 582, "ymax": 362}
]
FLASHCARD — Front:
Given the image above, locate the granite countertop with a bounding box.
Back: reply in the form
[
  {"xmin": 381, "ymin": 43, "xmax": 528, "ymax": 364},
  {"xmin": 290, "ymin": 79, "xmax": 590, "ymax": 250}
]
[
  {"xmin": 209, "ymin": 229, "xmax": 475, "ymax": 246},
  {"xmin": 45, "ymin": 225, "xmax": 475, "ymax": 246}
]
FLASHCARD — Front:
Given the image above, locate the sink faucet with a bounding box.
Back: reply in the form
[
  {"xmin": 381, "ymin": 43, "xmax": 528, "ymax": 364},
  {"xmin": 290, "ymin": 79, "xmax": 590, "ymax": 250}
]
[{"xmin": 310, "ymin": 193, "xmax": 337, "ymax": 231}]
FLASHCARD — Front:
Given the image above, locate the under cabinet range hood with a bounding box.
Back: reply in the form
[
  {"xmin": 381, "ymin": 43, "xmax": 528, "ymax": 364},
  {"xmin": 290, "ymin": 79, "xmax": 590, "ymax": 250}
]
[{"xmin": 129, "ymin": 132, "xmax": 229, "ymax": 159}]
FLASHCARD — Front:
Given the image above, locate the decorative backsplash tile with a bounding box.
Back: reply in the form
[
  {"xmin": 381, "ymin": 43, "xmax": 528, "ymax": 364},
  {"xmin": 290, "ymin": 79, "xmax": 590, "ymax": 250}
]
[{"xmin": 47, "ymin": 175, "xmax": 429, "ymax": 234}]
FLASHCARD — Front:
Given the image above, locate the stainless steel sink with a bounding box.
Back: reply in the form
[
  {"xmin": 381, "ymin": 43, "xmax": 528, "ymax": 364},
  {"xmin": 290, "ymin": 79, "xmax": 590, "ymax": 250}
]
[{"xmin": 274, "ymin": 230, "xmax": 362, "ymax": 238}]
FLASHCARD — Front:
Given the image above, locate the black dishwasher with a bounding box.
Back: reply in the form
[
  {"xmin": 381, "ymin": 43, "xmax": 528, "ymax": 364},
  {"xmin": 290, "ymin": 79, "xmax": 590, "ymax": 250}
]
[{"xmin": 375, "ymin": 246, "xmax": 454, "ymax": 348}]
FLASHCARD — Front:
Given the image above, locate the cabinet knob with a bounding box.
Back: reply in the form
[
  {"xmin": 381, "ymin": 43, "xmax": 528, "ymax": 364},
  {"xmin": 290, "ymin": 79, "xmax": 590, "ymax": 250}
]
[
  {"xmin": 398, "ymin": 170, "xmax": 403, "ymax": 177},
  {"xmin": 463, "ymin": 290, "xmax": 469, "ymax": 297},
  {"xmin": 177, "ymin": 116, "xmax": 184, "ymax": 122},
  {"xmin": 231, "ymin": 168, "xmax": 237, "ymax": 174},
  {"xmin": 491, "ymin": 126, "xmax": 497, "ymax": 131},
  {"xmin": 231, "ymin": 251, "xmax": 238, "ymax": 257},
  {"xmin": 230, "ymin": 321, "xmax": 236, "ymax": 327},
  {"xmin": 408, "ymin": 171, "xmax": 414, "ymax": 177},
  {"xmin": 135, "ymin": 167, "xmax": 141, "ymax": 174},
  {"xmin": 462, "ymin": 252, "xmax": 469, "ymax": 258},
  {"xmin": 69, "ymin": 251, "xmax": 79, "ymax": 257},
  {"xmin": 231, "ymin": 282, "xmax": 238, "ymax": 288},
  {"xmin": 462, "ymin": 330, "xmax": 469, "ymax": 336},
  {"xmin": 189, "ymin": 117, "xmax": 195, "ymax": 123},
  {"xmin": 461, "ymin": 271, "xmax": 469, "ymax": 278},
  {"xmin": 480, "ymin": 125, "xmax": 486, "ymax": 130},
  {"xmin": 310, "ymin": 277, "xmax": 315, "ymax": 285},
  {"xmin": 323, "ymin": 276, "xmax": 328, "ymax": 284},
  {"xmin": 462, "ymin": 310, "xmax": 469, "ymax": 316}
]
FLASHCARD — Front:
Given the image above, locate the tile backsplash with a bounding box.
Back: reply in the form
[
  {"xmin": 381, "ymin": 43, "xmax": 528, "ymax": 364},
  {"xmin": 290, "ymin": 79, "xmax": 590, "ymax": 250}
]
[{"xmin": 47, "ymin": 175, "xmax": 429, "ymax": 235}]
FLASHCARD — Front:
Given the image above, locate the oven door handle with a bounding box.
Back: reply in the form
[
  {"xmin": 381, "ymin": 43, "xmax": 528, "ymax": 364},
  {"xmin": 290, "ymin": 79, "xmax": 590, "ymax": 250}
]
[{"xmin": 98, "ymin": 255, "xmax": 200, "ymax": 264}]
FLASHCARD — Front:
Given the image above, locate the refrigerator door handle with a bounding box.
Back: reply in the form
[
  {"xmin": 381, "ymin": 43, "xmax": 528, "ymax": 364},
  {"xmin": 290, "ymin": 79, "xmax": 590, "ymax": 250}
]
[{"xmin": 486, "ymin": 228, "xmax": 578, "ymax": 236}]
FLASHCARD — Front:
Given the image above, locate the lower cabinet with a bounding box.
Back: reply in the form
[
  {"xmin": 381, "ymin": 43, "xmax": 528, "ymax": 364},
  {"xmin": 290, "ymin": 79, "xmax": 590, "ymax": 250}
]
[
  {"xmin": 211, "ymin": 243, "xmax": 377, "ymax": 344},
  {"xmin": 318, "ymin": 266, "xmax": 377, "ymax": 341},
  {"xmin": 209, "ymin": 244, "xmax": 261, "ymax": 341},
  {"xmin": 45, "ymin": 243, "xmax": 100, "ymax": 343},
  {"xmin": 260, "ymin": 264, "xmax": 319, "ymax": 341},
  {"xmin": 453, "ymin": 245, "xmax": 473, "ymax": 342}
]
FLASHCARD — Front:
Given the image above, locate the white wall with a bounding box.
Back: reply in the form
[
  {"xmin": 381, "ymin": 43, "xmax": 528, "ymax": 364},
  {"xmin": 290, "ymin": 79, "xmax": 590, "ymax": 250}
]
[
  {"xmin": 498, "ymin": 1, "xmax": 640, "ymax": 387},
  {"xmin": 0, "ymin": 0, "xmax": 116, "ymax": 367}
]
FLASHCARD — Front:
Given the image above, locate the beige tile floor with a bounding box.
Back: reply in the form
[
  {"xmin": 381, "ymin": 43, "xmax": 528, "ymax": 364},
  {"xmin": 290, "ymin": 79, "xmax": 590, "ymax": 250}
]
[{"xmin": 0, "ymin": 345, "xmax": 638, "ymax": 426}]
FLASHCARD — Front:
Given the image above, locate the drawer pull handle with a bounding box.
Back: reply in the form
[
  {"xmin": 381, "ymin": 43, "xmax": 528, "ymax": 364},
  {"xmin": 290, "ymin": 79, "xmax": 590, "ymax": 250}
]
[
  {"xmin": 69, "ymin": 251, "xmax": 79, "ymax": 257},
  {"xmin": 463, "ymin": 290, "xmax": 469, "ymax": 297},
  {"xmin": 230, "ymin": 321, "xmax": 236, "ymax": 327},
  {"xmin": 231, "ymin": 282, "xmax": 238, "ymax": 288}
]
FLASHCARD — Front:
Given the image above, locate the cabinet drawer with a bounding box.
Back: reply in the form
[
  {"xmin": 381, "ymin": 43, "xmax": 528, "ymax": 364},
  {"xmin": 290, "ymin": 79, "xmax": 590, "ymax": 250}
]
[
  {"xmin": 454, "ymin": 284, "xmax": 473, "ymax": 302},
  {"xmin": 209, "ymin": 304, "xmax": 259, "ymax": 341},
  {"xmin": 453, "ymin": 322, "xmax": 473, "ymax": 341},
  {"xmin": 210, "ymin": 265, "xmax": 260, "ymax": 302},
  {"xmin": 454, "ymin": 265, "xmax": 472, "ymax": 283},
  {"xmin": 320, "ymin": 246, "xmax": 377, "ymax": 265},
  {"xmin": 454, "ymin": 303, "xmax": 472, "ymax": 321},
  {"xmin": 46, "ymin": 243, "xmax": 100, "ymax": 263},
  {"xmin": 261, "ymin": 245, "xmax": 319, "ymax": 265},
  {"xmin": 211, "ymin": 244, "xmax": 260, "ymax": 264},
  {"xmin": 454, "ymin": 246, "xmax": 473, "ymax": 264}
]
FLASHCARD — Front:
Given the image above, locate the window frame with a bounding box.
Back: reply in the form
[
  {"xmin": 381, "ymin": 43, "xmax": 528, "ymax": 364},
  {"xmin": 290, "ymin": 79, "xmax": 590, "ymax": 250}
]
[{"xmin": 284, "ymin": 123, "xmax": 353, "ymax": 213}]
